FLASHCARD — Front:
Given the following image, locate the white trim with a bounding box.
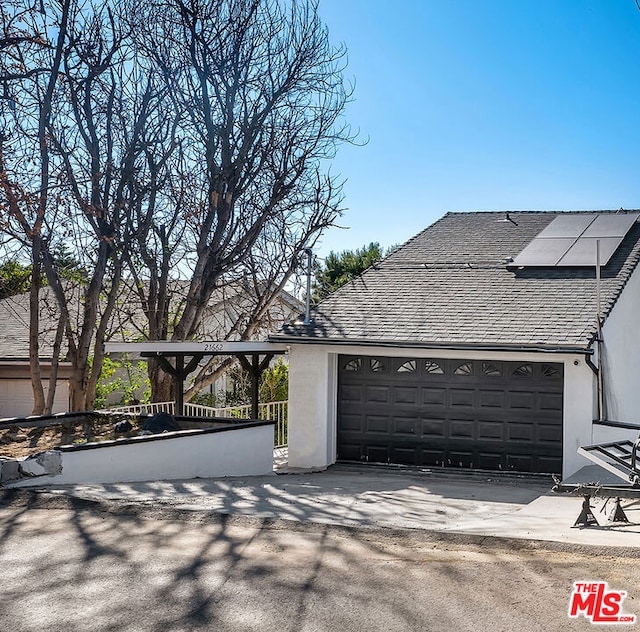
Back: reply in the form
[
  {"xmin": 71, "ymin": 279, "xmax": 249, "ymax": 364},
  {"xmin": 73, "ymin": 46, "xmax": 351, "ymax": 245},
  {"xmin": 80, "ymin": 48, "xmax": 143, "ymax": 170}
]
[
  {"xmin": 105, "ymin": 341, "xmax": 289, "ymax": 355},
  {"xmin": 326, "ymin": 353, "xmax": 338, "ymax": 464}
]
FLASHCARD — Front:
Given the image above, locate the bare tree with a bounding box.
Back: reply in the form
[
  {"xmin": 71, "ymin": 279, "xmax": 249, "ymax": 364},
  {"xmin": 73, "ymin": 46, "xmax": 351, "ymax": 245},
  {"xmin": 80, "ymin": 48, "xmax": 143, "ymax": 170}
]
[
  {"xmin": 1, "ymin": 0, "xmax": 353, "ymax": 410},
  {"xmin": 127, "ymin": 0, "xmax": 352, "ymax": 400},
  {"xmin": 0, "ymin": 0, "xmax": 72, "ymax": 413},
  {"xmin": 0, "ymin": 0, "xmax": 166, "ymax": 410}
]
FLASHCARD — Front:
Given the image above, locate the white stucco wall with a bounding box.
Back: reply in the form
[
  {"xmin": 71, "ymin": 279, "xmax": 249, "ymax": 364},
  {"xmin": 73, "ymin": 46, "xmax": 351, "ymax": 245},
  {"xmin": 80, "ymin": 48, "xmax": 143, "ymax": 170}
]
[
  {"xmin": 10, "ymin": 423, "xmax": 275, "ymax": 487},
  {"xmin": 0, "ymin": 379, "xmax": 69, "ymax": 419},
  {"xmin": 287, "ymin": 343, "xmax": 596, "ymax": 478},
  {"xmin": 288, "ymin": 345, "xmax": 336, "ymax": 469},
  {"xmin": 599, "ymin": 262, "xmax": 640, "ymax": 443}
]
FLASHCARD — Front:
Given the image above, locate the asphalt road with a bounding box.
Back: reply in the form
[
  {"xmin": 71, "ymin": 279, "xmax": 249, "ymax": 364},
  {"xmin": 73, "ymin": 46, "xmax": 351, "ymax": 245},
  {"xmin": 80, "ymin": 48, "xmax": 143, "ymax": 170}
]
[{"xmin": 1, "ymin": 494, "xmax": 638, "ymax": 632}]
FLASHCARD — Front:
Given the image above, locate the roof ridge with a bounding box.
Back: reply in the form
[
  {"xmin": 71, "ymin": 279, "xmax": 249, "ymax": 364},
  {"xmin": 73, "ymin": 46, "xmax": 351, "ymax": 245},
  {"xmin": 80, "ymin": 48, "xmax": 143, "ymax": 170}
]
[{"xmin": 444, "ymin": 209, "xmax": 640, "ymax": 215}]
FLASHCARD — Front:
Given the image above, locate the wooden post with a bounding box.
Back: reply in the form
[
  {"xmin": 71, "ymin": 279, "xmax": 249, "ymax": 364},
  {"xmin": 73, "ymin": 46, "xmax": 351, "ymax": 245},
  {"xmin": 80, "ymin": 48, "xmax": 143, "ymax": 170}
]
[
  {"xmin": 153, "ymin": 353, "xmax": 204, "ymax": 417},
  {"xmin": 237, "ymin": 353, "xmax": 274, "ymax": 420}
]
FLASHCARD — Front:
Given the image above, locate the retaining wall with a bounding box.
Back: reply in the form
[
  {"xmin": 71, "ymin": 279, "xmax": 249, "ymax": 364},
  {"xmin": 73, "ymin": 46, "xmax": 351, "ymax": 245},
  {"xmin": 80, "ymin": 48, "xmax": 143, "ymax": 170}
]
[{"xmin": 2, "ymin": 421, "xmax": 275, "ymax": 486}]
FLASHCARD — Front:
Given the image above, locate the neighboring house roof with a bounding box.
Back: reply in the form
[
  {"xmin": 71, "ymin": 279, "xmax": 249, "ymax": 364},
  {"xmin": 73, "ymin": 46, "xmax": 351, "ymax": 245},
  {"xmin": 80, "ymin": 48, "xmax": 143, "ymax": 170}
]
[
  {"xmin": 277, "ymin": 211, "xmax": 640, "ymax": 351},
  {"xmin": 201, "ymin": 279, "xmax": 303, "ymax": 340},
  {"xmin": 0, "ymin": 286, "xmax": 67, "ymax": 360},
  {"xmin": 0, "ymin": 279, "xmax": 302, "ymax": 359}
]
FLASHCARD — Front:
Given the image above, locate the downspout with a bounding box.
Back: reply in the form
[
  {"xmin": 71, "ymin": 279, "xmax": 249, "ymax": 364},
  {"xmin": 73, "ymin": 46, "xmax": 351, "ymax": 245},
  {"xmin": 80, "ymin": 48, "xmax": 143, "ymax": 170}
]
[
  {"xmin": 585, "ymin": 354, "xmax": 599, "ymax": 378},
  {"xmin": 595, "ymin": 240, "xmax": 605, "ymax": 423}
]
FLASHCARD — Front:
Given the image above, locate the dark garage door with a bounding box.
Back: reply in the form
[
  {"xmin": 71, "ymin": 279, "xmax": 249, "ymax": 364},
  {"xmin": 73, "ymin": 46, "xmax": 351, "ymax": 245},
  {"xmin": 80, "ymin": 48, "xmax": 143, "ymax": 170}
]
[{"xmin": 337, "ymin": 356, "xmax": 564, "ymax": 474}]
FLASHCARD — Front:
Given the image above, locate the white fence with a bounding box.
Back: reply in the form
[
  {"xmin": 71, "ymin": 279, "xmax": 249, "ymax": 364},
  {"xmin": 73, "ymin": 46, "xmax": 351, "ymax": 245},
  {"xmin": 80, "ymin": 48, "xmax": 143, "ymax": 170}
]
[{"xmin": 105, "ymin": 400, "xmax": 288, "ymax": 448}]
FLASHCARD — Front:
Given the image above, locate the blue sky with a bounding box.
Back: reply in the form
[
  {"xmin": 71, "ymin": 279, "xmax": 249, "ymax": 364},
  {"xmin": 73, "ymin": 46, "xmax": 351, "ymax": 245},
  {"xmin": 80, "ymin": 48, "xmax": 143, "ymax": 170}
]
[{"xmin": 315, "ymin": 0, "xmax": 640, "ymax": 256}]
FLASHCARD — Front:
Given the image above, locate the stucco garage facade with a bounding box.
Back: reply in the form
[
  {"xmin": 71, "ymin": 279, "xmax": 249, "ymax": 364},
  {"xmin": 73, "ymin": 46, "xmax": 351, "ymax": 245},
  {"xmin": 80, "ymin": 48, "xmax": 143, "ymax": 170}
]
[
  {"xmin": 286, "ymin": 344, "xmax": 596, "ymax": 478},
  {"xmin": 0, "ymin": 361, "xmax": 70, "ymax": 419},
  {"xmin": 277, "ymin": 211, "xmax": 640, "ymax": 479},
  {"xmin": 0, "ymin": 289, "xmax": 72, "ymax": 418}
]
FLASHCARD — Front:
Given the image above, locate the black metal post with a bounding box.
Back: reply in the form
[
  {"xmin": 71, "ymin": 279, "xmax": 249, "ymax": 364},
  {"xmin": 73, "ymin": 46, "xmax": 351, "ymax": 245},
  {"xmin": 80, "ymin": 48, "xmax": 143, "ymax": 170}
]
[
  {"xmin": 175, "ymin": 354, "xmax": 184, "ymax": 416},
  {"xmin": 251, "ymin": 353, "xmax": 259, "ymax": 419}
]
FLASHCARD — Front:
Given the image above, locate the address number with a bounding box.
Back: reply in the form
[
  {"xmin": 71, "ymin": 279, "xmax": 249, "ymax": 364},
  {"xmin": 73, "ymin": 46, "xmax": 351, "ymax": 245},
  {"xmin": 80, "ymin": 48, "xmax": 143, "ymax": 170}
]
[{"xmin": 204, "ymin": 343, "xmax": 225, "ymax": 352}]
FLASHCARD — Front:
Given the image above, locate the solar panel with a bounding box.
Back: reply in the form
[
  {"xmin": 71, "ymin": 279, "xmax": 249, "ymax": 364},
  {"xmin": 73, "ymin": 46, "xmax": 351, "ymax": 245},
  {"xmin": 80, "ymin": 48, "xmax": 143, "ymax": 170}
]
[
  {"xmin": 511, "ymin": 213, "xmax": 639, "ymax": 267},
  {"xmin": 581, "ymin": 213, "xmax": 638, "ymax": 238},
  {"xmin": 510, "ymin": 238, "xmax": 574, "ymax": 266},
  {"xmin": 555, "ymin": 237, "xmax": 620, "ymax": 267},
  {"xmin": 536, "ymin": 215, "xmax": 594, "ymax": 239}
]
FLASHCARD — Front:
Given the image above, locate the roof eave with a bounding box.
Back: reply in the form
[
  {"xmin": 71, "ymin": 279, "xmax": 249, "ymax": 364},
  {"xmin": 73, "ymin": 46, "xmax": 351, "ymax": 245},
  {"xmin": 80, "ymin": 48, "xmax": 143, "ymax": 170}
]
[{"xmin": 269, "ymin": 334, "xmax": 593, "ymax": 355}]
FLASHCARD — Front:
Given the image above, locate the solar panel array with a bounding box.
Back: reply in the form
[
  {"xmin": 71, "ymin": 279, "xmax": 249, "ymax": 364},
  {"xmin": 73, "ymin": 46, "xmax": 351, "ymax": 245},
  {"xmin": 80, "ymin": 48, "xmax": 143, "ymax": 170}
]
[{"xmin": 510, "ymin": 213, "xmax": 639, "ymax": 267}]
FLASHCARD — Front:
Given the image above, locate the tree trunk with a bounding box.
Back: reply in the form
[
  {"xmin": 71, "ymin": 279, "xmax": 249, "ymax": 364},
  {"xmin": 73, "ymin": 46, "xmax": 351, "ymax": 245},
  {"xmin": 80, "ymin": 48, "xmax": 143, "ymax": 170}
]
[
  {"xmin": 29, "ymin": 241, "xmax": 46, "ymax": 415},
  {"xmin": 44, "ymin": 313, "xmax": 66, "ymax": 414},
  {"xmin": 68, "ymin": 367, "xmax": 89, "ymax": 412},
  {"xmin": 148, "ymin": 358, "xmax": 174, "ymax": 403}
]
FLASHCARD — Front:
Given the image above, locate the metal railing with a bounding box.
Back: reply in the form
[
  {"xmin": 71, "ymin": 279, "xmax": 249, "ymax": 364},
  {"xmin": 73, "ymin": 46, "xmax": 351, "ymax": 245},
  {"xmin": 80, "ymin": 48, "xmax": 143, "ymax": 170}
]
[{"xmin": 105, "ymin": 400, "xmax": 288, "ymax": 448}]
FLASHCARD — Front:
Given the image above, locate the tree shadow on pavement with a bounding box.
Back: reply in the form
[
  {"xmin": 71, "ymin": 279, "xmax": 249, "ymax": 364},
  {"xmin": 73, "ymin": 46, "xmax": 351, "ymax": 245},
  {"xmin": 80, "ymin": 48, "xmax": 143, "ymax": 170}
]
[{"xmin": 1, "ymin": 492, "xmax": 639, "ymax": 632}]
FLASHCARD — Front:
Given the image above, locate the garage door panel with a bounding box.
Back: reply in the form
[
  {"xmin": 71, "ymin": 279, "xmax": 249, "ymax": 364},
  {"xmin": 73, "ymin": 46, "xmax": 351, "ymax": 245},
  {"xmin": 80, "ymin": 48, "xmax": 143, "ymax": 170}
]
[
  {"xmin": 366, "ymin": 385, "xmax": 390, "ymax": 403},
  {"xmin": 537, "ymin": 455, "xmax": 563, "ymax": 473},
  {"xmin": 477, "ymin": 452, "xmax": 503, "ymax": 470},
  {"xmin": 479, "ymin": 390, "xmax": 505, "ymax": 408},
  {"xmin": 478, "ymin": 421, "xmax": 504, "ymax": 440},
  {"xmin": 538, "ymin": 424, "xmax": 563, "ymax": 443},
  {"xmin": 421, "ymin": 418, "xmax": 446, "ymax": 438},
  {"xmin": 340, "ymin": 385, "xmax": 363, "ymax": 403},
  {"xmin": 448, "ymin": 451, "xmax": 474, "ymax": 468},
  {"xmin": 450, "ymin": 420, "xmax": 475, "ymax": 438},
  {"xmin": 366, "ymin": 445, "xmax": 389, "ymax": 463},
  {"xmin": 337, "ymin": 442, "xmax": 362, "ymax": 461},
  {"xmin": 506, "ymin": 454, "xmax": 535, "ymax": 471},
  {"xmin": 392, "ymin": 417, "xmax": 417, "ymax": 435},
  {"xmin": 508, "ymin": 391, "xmax": 535, "ymax": 410},
  {"xmin": 394, "ymin": 387, "xmax": 419, "ymax": 405},
  {"xmin": 337, "ymin": 356, "xmax": 563, "ymax": 474},
  {"xmin": 365, "ymin": 415, "xmax": 389, "ymax": 434},
  {"xmin": 539, "ymin": 392, "xmax": 563, "ymax": 411},
  {"xmin": 339, "ymin": 414, "xmax": 362, "ymax": 432},
  {"xmin": 507, "ymin": 423, "xmax": 534, "ymax": 442},
  {"xmin": 421, "ymin": 387, "xmax": 446, "ymax": 406},
  {"xmin": 421, "ymin": 450, "xmax": 444, "ymax": 466},
  {"xmin": 392, "ymin": 447, "xmax": 418, "ymax": 465},
  {"xmin": 450, "ymin": 389, "xmax": 475, "ymax": 407}
]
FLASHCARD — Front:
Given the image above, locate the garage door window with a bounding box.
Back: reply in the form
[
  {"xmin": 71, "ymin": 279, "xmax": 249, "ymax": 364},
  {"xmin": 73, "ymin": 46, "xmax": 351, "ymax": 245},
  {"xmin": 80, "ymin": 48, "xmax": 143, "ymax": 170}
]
[
  {"xmin": 344, "ymin": 358, "xmax": 361, "ymax": 372},
  {"xmin": 512, "ymin": 364, "xmax": 533, "ymax": 378},
  {"xmin": 397, "ymin": 360, "xmax": 417, "ymax": 373},
  {"xmin": 542, "ymin": 364, "xmax": 562, "ymax": 379},
  {"xmin": 453, "ymin": 362, "xmax": 474, "ymax": 375},
  {"xmin": 424, "ymin": 360, "xmax": 444, "ymax": 374},
  {"xmin": 481, "ymin": 362, "xmax": 502, "ymax": 376}
]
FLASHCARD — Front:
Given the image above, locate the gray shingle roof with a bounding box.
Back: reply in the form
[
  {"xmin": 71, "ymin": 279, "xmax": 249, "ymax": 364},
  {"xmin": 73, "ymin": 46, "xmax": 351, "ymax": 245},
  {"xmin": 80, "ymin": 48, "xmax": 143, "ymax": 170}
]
[
  {"xmin": 0, "ymin": 279, "xmax": 303, "ymax": 359},
  {"xmin": 0, "ymin": 286, "xmax": 65, "ymax": 359},
  {"xmin": 277, "ymin": 211, "xmax": 640, "ymax": 350}
]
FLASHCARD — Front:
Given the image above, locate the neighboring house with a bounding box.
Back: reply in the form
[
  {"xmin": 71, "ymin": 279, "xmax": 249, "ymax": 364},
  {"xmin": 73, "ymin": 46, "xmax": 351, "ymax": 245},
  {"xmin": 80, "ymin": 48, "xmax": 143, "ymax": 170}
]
[
  {"xmin": 0, "ymin": 287, "xmax": 72, "ymax": 418},
  {"xmin": 196, "ymin": 281, "xmax": 303, "ymax": 401},
  {"xmin": 275, "ymin": 210, "xmax": 640, "ymax": 478},
  {"xmin": 107, "ymin": 278, "xmax": 302, "ymax": 404},
  {"xmin": 0, "ymin": 279, "xmax": 302, "ymax": 414},
  {"xmin": 201, "ymin": 281, "xmax": 304, "ymax": 341}
]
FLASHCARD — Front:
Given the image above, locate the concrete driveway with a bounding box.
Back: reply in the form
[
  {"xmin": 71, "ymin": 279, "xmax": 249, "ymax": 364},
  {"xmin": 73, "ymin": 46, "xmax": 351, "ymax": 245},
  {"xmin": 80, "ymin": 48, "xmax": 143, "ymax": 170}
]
[{"xmin": 13, "ymin": 463, "xmax": 640, "ymax": 550}]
